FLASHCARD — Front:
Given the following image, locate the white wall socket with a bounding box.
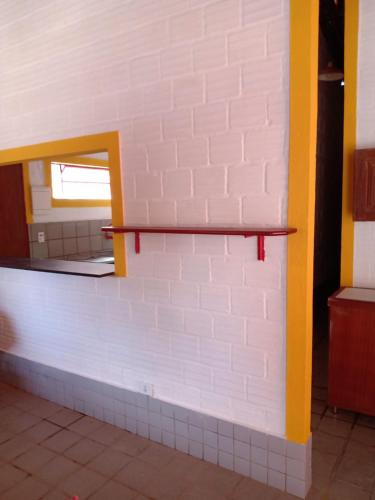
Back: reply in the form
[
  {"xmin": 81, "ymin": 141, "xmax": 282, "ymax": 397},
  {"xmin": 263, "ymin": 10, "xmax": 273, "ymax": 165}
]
[
  {"xmin": 37, "ymin": 232, "xmax": 45, "ymax": 243},
  {"xmin": 142, "ymin": 383, "xmax": 154, "ymax": 396}
]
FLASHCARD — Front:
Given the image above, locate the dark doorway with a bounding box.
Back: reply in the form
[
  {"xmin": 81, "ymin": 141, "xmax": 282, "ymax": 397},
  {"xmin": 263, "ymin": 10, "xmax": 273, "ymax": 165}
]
[
  {"xmin": 312, "ymin": 1, "xmax": 344, "ymax": 396},
  {"xmin": 0, "ymin": 164, "xmax": 30, "ymax": 258}
]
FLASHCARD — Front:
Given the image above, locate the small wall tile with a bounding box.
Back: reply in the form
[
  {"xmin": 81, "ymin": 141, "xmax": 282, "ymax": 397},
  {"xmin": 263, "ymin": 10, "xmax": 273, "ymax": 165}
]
[
  {"xmin": 219, "ymin": 450, "xmax": 234, "ymax": 471},
  {"xmin": 251, "ymin": 463, "xmax": 268, "ymax": 484},
  {"xmin": 204, "ymin": 444, "xmax": 218, "ymax": 464},
  {"xmin": 252, "ymin": 430, "xmax": 268, "ymax": 449},
  {"xmin": 234, "ymin": 424, "xmax": 251, "ymax": 444},
  {"xmin": 176, "ymin": 435, "xmax": 189, "ymax": 452},
  {"xmin": 218, "ymin": 420, "xmax": 234, "ymax": 438},
  {"xmin": 234, "ymin": 440, "xmax": 250, "ymax": 460},
  {"xmin": 234, "ymin": 456, "xmax": 250, "ymax": 476},
  {"xmin": 268, "ymin": 451, "xmax": 286, "ymax": 473},
  {"xmin": 251, "ymin": 446, "xmax": 267, "ymax": 467},
  {"xmin": 149, "ymin": 425, "xmax": 162, "ymax": 443},
  {"xmin": 268, "ymin": 470, "xmax": 286, "ymax": 490},
  {"xmin": 189, "ymin": 440, "xmax": 203, "ymax": 459}
]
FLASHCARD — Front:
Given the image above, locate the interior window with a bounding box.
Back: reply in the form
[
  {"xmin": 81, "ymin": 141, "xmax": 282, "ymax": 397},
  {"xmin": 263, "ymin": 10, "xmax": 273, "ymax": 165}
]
[{"xmin": 51, "ymin": 162, "xmax": 111, "ymax": 200}]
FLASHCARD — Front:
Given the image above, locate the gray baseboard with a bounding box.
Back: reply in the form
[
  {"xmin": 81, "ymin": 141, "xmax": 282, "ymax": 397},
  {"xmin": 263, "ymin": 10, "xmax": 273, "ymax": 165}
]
[{"xmin": 0, "ymin": 351, "xmax": 311, "ymax": 498}]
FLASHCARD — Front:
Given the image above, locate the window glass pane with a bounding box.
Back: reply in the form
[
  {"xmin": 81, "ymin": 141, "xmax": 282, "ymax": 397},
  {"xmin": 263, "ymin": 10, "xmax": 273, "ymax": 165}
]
[{"xmin": 51, "ymin": 162, "xmax": 111, "ymax": 200}]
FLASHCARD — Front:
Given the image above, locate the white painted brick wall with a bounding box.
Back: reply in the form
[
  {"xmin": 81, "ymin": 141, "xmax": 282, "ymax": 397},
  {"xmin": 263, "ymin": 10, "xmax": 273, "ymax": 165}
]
[
  {"xmin": 0, "ymin": 0, "xmax": 289, "ymax": 436},
  {"xmin": 354, "ymin": 0, "xmax": 375, "ymax": 287}
]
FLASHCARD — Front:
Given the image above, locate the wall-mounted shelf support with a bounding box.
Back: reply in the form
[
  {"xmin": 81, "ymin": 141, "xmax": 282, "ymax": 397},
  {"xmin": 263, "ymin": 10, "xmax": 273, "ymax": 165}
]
[{"xmin": 102, "ymin": 226, "xmax": 297, "ymax": 261}]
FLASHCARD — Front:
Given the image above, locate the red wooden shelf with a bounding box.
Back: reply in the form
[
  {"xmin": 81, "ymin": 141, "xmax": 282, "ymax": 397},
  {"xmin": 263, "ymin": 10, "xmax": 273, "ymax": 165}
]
[{"xmin": 102, "ymin": 226, "xmax": 297, "ymax": 261}]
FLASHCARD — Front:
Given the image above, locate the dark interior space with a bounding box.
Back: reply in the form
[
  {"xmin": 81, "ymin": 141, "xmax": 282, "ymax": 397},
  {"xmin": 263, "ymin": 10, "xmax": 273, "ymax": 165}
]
[{"xmin": 313, "ymin": 0, "xmax": 345, "ymax": 390}]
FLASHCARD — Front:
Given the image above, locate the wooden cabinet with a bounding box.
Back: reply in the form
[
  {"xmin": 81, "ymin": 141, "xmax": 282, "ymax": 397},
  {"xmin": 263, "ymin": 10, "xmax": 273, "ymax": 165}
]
[
  {"xmin": 353, "ymin": 149, "xmax": 375, "ymax": 220},
  {"xmin": 328, "ymin": 288, "xmax": 375, "ymax": 416}
]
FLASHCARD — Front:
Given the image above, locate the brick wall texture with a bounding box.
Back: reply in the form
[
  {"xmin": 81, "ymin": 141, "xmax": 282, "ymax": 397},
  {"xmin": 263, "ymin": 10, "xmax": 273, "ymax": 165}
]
[{"xmin": 0, "ymin": 0, "xmax": 290, "ymax": 436}]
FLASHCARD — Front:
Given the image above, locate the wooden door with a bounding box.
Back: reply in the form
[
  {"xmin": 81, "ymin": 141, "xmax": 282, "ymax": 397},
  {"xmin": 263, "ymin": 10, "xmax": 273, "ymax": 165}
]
[{"xmin": 0, "ymin": 164, "xmax": 30, "ymax": 257}]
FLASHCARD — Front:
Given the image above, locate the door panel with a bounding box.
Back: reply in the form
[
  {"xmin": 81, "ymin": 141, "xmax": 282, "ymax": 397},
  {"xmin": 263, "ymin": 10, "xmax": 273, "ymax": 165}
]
[{"xmin": 0, "ymin": 164, "xmax": 30, "ymax": 257}]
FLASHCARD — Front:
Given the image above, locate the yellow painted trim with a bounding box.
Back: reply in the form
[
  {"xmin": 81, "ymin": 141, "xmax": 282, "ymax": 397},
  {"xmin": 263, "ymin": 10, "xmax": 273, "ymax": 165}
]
[
  {"xmin": 286, "ymin": 0, "xmax": 319, "ymax": 444},
  {"xmin": 49, "ymin": 155, "xmax": 109, "ymax": 167},
  {"xmin": 0, "ymin": 132, "xmax": 126, "ymax": 277},
  {"xmin": 22, "ymin": 162, "xmax": 33, "ymax": 224},
  {"xmin": 51, "ymin": 199, "xmax": 111, "ymax": 208},
  {"xmin": 340, "ymin": 0, "xmax": 359, "ymax": 287},
  {"xmin": 44, "ymin": 159, "xmax": 111, "ymax": 208}
]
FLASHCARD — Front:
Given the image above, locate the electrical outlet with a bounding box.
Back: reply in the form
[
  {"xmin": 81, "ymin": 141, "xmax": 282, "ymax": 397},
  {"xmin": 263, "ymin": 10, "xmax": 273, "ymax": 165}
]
[
  {"xmin": 37, "ymin": 232, "xmax": 45, "ymax": 243},
  {"xmin": 142, "ymin": 383, "xmax": 154, "ymax": 396}
]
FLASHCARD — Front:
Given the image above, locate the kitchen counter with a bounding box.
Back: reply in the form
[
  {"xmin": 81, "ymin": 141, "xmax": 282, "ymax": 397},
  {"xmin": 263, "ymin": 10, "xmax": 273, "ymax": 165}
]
[{"xmin": 0, "ymin": 257, "xmax": 114, "ymax": 277}]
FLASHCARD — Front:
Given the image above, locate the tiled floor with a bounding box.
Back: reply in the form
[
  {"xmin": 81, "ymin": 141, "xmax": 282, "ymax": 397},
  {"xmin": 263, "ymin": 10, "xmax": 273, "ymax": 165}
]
[
  {"xmin": 1, "ymin": 358, "xmax": 375, "ymax": 499},
  {"xmin": 309, "ymin": 329, "xmax": 375, "ymax": 500},
  {"xmin": 0, "ymin": 381, "xmax": 299, "ymax": 500}
]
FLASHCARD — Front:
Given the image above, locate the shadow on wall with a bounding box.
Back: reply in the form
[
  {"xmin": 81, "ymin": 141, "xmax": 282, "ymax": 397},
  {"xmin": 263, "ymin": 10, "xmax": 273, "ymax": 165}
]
[{"xmin": 0, "ymin": 312, "xmax": 18, "ymax": 384}]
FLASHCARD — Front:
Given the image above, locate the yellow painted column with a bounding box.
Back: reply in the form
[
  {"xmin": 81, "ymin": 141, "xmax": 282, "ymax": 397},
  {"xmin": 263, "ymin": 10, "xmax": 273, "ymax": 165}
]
[
  {"xmin": 340, "ymin": 0, "xmax": 359, "ymax": 287},
  {"xmin": 286, "ymin": 0, "xmax": 319, "ymax": 444}
]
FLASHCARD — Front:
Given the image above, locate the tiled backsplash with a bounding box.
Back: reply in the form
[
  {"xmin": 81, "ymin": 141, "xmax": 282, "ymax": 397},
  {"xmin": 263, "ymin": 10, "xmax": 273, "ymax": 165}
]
[{"xmin": 28, "ymin": 219, "xmax": 113, "ymax": 260}]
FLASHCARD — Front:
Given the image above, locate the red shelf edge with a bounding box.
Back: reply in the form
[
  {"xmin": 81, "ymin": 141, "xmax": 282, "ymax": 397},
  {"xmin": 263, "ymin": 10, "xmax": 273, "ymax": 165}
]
[{"xmin": 102, "ymin": 226, "xmax": 297, "ymax": 261}]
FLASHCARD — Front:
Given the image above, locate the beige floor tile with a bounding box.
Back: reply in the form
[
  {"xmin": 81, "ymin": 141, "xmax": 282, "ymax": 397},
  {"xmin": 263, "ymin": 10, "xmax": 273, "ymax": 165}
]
[
  {"xmin": 230, "ymin": 477, "xmax": 280, "ymax": 500},
  {"xmin": 137, "ymin": 442, "xmax": 177, "ymax": 469},
  {"xmin": 47, "ymin": 408, "xmax": 83, "ymax": 428},
  {"xmin": 12, "ymin": 444, "xmax": 56, "ymax": 474},
  {"xmin": 193, "ymin": 462, "xmax": 242, "ymax": 497},
  {"xmin": 115, "ymin": 458, "xmax": 160, "ymax": 494},
  {"xmin": 88, "ymin": 422, "xmax": 124, "ymax": 445},
  {"xmin": 27, "ymin": 400, "xmax": 61, "ymax": 419},
  {"xmin": 4, "ymin": 412, "xmax": 41, "ymax": 434},
  {"xmin": 327, "ymin": 480, "xmax": 371, "ymax": 499},
  {"xmin": 311, "ymin": 400, "xmax": 327, "ymax": 416},
  {"xmin": 311, "ymin": 414, "xmax": 321, "ymax": 431},
  {"xmin": 305, "ymin": 486, "xmax": 327, "ymax": 500},
  {"xmin": 139, "ymin": 462, "xmax": 192, "ymax": 500},
  {"xmin": 1, "ymin": 476, "xmax": 49, "ymax": 500},
  {"xmin": 351, "ymin": 425, "xmax": 375, "ymax": 447},
  {"xmin": 0, "ymin": 434, "xmax": 35, "ymax": 461},
  {"xmin": 336, "ymin": 441, "xmax": 375, "ymax": 491},
  {"xmin": 68, "ymin": 416, "xmax": 103, "ymax": 436},
  {"xmin": 324, "ymin": 408, "xmax": 356, "ymax": 423},
  {"xmin": 42, "ymin": 429, "xmax": 82, "ymax": 453},
  {"xmin": 312, "ymin": 431, "xmax": 346, "ymax": 455},
  {"xmin": 318, "ymin": 416, "xmax": 352, "ymax": 438},
  {"xmin": 23, "ymin": 420, "xmax": 61, "ymax": 443},
  {"xmin": 0, "ymin": 463, "xmax": 27, "ymax": 494},
  {"xmin": 13, "ymin": 393, "xmax": 45, "ymax": 412},
  {"xmin": 311, "ymin": 449, "xmax": 338, "ymax": 491},
  {"xmin": 61, "ymin": 467, "xmax": 107, "ymax": 499},
  {"xmin": 0, "ymin": 407, "xmax": 23, "ymax": 427},
  {"xmin": 112, "ymin": 432, "xmax": 151, "ymax": 457},
  {"xmin": 63, "ymin": 437, "xmax": 105, "ymax": 465},
  {"xmin": 179, "ymin": 486, "xmax": 228, "ymax": 499},
  {"xmin": 87, "ymin": 448, "xmax": 133, "ymax": 477},
  {"xmin": 42, "ymin": 490, "xmax": 70, "ymax": 500},
  {"xmin": 35, "ymin": 455, "xmax": 81, "ymax": 485},
  {"xmin": 0, "ymin": 428, "xmax": 15, "ymax": 445},
  {"xmin": 89, "ymin": 480, "xmax": 138, "ymax": 500}
]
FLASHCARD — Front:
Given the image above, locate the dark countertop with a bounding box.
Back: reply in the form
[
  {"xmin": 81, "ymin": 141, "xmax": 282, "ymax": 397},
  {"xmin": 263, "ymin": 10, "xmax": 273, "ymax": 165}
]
[{"xmin": 0, "ymin": 257, "xmax": 114, "ymax": 277}]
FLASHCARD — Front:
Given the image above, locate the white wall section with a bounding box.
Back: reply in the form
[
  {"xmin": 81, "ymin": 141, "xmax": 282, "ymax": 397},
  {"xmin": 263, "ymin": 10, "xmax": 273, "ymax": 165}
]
[{"xmin": 0, "ymin": 0, "xmax": 290, "ymax": 436}]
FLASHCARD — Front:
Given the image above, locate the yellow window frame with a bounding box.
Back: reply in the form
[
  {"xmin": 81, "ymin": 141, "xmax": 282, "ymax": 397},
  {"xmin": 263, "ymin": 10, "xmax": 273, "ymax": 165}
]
[{"xmin": 0, "ymin": 132, "xmax": 126, "ymax": 276}]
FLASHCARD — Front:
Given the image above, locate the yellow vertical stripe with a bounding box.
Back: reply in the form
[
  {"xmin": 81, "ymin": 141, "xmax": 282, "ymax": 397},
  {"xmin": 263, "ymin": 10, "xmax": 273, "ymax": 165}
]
[{"xmin": 286, "ymin": 0, "xmax": 319, "ymax": 444}]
